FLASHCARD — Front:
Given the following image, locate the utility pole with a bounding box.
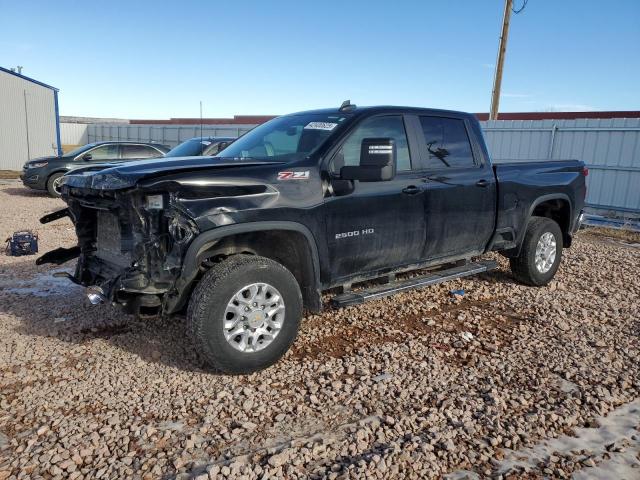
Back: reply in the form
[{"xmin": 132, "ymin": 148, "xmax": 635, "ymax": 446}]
[{"xmin": 489, "ymin": 0, "xmax": 513, "ymax": 120}]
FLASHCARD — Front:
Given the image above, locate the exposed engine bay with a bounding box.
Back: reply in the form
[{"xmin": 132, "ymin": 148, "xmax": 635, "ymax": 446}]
[{"xmin": 40, "ymin": 187, "xmax": 198, "ymax": 314}]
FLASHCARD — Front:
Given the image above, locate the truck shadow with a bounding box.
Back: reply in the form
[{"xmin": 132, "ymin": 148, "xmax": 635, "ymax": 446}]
[
  {"xmin": 1, "ymin": 257, "xmax": 513, "ymax": 373},
  {"xmin": 478, "ymin": 268, "xmax": 517, "ymax": 285},
  {"xmin": 2, "ymin": 187, "xmax": 50, "ymax": 198},
  {"xmin": 0, "ymin": 258, "xmax": 206, "ymax": 372}
]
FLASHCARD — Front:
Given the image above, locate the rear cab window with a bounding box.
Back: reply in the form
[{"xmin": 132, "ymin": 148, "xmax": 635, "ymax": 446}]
[{"xmin": 418, "ymin": 116, "xmax": 476, "ymax": 169}]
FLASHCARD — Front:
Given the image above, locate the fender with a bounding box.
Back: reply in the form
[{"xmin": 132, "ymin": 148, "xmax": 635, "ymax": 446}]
[
  {"xmin": 507, "ymin": 193, "xmax": 573, "ymax": 257},
  {"xmin": 164, "ymin": 221, "xmax": 322, "ymax": 314},
  {"xmin": 48, "ymin": 168, "xmax": 71, "ymax": 178}
]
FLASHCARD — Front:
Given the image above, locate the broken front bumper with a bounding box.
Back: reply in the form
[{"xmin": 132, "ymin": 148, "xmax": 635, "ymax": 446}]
[{"xmin": 38, "ymin": 188, "xmax": 198, "ymax": 313}]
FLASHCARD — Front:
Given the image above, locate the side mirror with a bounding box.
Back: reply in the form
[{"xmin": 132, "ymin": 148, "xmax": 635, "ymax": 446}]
[
  {"xmin": 340, "ymin": 137, "xmax": 396, "ymax": 182},
  {"xmin": 82, "ymin": 153, "xmax": 93, "ymax": 161}
]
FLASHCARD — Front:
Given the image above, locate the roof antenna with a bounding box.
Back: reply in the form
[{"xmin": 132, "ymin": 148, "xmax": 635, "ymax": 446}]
[{"xmin": 339, "ymin": 100, "xmax": 356, "ymax": 112}]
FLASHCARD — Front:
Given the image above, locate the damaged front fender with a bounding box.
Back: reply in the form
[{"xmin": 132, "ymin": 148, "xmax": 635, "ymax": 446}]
[{"xmin": 46, "ymin": 161, "xmax": 289, "ymax": 315}]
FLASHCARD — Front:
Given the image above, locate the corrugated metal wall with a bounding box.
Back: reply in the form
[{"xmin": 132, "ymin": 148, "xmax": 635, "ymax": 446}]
[
  {"xmin": 87, "ymin": 123, "xmax": 254, "ymax": 148},
  {"xmin": 480, "ymin": 118, "xmax": 640, "ymax": 214},
  {"xmin": 0, "ymin": 70, "xmax": 59, "ymax": 170},
  {"xmin": 60, "ymin": 123, "xmax": 89, "ymax": 147}
]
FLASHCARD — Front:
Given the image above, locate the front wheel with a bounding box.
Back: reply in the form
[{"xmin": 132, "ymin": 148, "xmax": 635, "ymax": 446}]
[
  {"xmin": 187, "ymin": 255, "xmax": 302, "ymax": 374},
  {"xmin": 46, "ymin": 172, "xmax": 65, "ymax": 197},
  {"xmin": 510, "ymin": 217, "xmax": 563, "ymax": 286}
]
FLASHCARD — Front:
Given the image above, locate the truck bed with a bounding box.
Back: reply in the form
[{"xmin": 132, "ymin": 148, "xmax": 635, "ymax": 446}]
[{"xmin": 493, "ymin": 159, "xmax": 586, "ymax": 251}]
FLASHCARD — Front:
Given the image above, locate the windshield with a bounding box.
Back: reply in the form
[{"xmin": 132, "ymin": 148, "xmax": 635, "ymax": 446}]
[
  {"xmin": 166, "ymin": 138, "xmax": 214, "ymax": 157},
  {"xmin": 216, "ymin": 113, "xmax": 348, "ymax": 162},
  {"xmin": 63, "ymin": 144, "xmax": 94, "ymax": 158}
]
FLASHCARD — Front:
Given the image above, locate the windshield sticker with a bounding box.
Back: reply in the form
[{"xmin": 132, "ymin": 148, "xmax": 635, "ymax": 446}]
[
  {"xmin": 304, "ymin": 122, "xmax": 338, "ymax": 131},
  {"xmin": 201, "ymin": 141, "xmax": 212, "ymax": 146},
  {"xmin": 278, "ymin": 171, "xmax": 310, "ymax": 180}
]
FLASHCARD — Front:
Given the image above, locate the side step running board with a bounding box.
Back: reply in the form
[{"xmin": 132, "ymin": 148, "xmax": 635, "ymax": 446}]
[{"xmin": 331, "ymin": 259, "xmax": 498, "ymax": 308}]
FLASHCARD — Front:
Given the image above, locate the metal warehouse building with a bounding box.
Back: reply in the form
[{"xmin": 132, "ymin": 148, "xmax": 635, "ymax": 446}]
[{"xmin": 0, "ymin": 67, "xmax": 61, "ymax": 170}]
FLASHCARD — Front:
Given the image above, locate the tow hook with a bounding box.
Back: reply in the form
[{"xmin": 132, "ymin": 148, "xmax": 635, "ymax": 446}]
[
  {"xmin": 86, "ymin": 286, "xmax": 107, "ymax": 305},
  {"xmin": 52, "ymin": 270, "xmax": 82, "ymax": 285}
]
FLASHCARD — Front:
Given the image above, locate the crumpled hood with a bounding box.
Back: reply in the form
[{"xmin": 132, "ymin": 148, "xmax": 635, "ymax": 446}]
[{"xmin": 61, "ymin": 156, "xmax": 283, "ymax": 191}]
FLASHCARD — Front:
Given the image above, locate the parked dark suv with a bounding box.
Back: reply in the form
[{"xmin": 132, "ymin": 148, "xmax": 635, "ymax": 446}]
[
  {"xmin": 165, "ymin": 136, "xmax": 236, "ymax": 157},
  {"xmin": 21, "ymin": 141, "xmax": 169, "ymax": 197}
]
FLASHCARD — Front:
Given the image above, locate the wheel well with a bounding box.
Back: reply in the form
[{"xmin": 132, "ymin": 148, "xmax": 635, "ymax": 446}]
[
  {"xmin": 532, "ymin": 198, "xmax": 571, "ymax": 245},
  {"xmin": 196, "ymin": 230, "xmax": 320, "ymax": 312}
]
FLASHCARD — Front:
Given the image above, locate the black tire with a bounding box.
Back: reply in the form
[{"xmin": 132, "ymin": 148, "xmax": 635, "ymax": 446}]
[
  {"xmin": 46, "ymin": 172, "xmax": 65, "ymax": 197},
  {"xmin": 510, "ymin": 216, "xmax": 563, "ymax": 286},
  {"xmin": 187, "ymin": 254, "xmax": 302, "ymax": 374}
]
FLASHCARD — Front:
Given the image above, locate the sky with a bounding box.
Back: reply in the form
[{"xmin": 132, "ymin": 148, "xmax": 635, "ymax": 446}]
[{"xmin": 1, "ymin": 0, "xmax": 638, "ymax": 119}]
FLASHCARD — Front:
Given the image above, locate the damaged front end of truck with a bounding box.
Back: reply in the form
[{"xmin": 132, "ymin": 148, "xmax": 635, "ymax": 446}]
[
  {"xmin": 37, "ymin": 156, "xmax": 288, "ymax": 316},
  {"xmin": 39, "ymin": 169, "xmax": 199, "ymax": 315}
]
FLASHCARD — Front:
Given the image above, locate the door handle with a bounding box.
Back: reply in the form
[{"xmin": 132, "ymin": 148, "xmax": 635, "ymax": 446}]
[
  {"xmin": 476, "ymin": 179, "xmax": 490, "ymax": 187},
  {"xmin": 402, "ymin": 185, "xmax": 421, "ymax": 195}
]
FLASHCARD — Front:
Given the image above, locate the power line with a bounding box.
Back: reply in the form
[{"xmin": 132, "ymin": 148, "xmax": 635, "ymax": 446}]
[{"xmin": 512, "ymin": 0, "xmax": 528, "ymax": 14}]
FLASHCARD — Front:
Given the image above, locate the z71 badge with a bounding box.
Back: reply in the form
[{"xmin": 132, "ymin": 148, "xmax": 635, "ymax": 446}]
[{"xmin": 277, "ymin": 171, "xmax": 310, "ymax": 180}]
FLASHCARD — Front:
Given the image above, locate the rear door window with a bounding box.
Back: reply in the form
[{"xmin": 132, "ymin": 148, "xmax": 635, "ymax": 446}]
[
  {"xmin": 121, "ymin": 145, "xmax": 161, "ymax": 159},
  {"xmin": 418, "ymin": 116, "xmax": 475, "ymax": 169}
]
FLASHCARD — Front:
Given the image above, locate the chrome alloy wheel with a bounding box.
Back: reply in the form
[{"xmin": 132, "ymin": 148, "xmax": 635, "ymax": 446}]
[
  {"xmin": 535, "ymin": 232, "xmax": 557, "ymax": 273},
  {"xmin": 223, "ymin": 283, "xmax": 285, "ymax": 352},
  {"xmin": 52, "ymin": 176, "xmax": 63, "ymax": 194}
]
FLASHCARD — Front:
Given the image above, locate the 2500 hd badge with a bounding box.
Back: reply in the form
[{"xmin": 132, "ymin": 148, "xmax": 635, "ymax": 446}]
[{"xmin": 335, "ymin": 228, "xmax": 375, "ymax": 239}]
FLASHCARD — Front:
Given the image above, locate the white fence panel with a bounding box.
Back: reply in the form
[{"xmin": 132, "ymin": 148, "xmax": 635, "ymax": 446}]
[
  {"xmin": 60, "ymin": 123, "xmax": 88, "ymax": 146},
  {"xmin": 87, "ymin": 124, "xmax": 255, "ymax": 148},
  {"xmin": 480, "ymin": 118, "xmax": 640, "ymax": 214}
]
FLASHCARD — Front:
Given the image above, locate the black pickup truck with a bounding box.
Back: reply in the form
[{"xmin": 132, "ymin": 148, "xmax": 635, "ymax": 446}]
[{"xmin": 39, "ymin": 103, "xmax": 587, "ymax": 373}]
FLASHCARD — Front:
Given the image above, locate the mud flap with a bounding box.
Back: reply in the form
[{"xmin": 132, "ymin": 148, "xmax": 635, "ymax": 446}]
[{"xmin": 36, "ymin": 246, "xmax": 81, "ymax": 266}]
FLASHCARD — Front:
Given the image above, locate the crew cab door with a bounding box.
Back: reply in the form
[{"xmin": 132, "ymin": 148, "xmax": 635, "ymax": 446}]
[
  {"xmin": 415, "ymin": 115, "xmax": 496, "ymax": 259},
  {"xmin": 323, "ymin": 115, "xmax": 426, "ymax": 282}
]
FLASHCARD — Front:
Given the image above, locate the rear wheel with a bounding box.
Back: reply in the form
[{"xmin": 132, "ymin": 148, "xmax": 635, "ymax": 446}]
[
  {"xmin": 46, "ymin": 172, "xmax": 65, "ymax": 197},
  {"xmin": 510, "ymin": 217, "xmax": 563, "ymax": 286},
  {"xmin": 187, "ymin": 254, "xmax": 302, "ymax": 374}
]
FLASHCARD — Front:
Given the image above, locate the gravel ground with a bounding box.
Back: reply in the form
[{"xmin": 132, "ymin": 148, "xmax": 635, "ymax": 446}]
[{"xmin": 0, "ymin": 180, "xmax": 638, "ymax": 480}]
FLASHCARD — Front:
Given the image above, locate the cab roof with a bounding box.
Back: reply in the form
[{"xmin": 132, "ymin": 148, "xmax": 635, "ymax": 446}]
[{"xmin": 288, "ymin": 105, "xmax": 478, "ymax": 122}]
